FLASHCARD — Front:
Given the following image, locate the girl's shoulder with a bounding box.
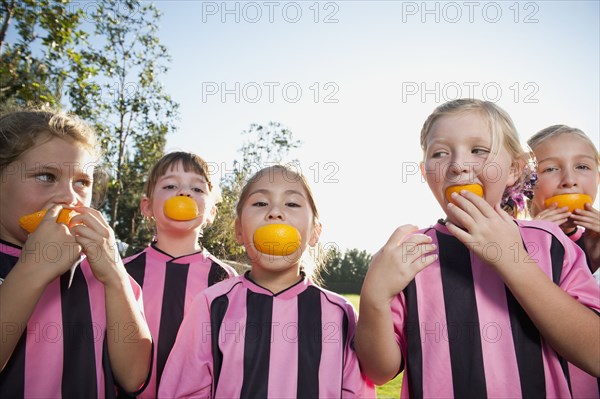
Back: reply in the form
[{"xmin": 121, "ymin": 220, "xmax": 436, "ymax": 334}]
[{"xmin": 307, "ymin": 281, "xmax": 358, "ymax": 316}]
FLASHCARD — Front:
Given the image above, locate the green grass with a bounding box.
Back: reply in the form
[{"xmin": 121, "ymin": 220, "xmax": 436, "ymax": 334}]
[{"xmin": 342, "ymin": 294, "xmax": 402, "ymax": 399}]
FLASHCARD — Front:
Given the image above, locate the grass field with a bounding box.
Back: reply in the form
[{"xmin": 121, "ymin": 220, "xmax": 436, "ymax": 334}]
[{"xmin": 343, "ymin": 294, "xmax": 402, "ymax": 399}]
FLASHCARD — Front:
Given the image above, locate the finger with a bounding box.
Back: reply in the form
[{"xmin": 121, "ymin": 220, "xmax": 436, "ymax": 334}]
[
  {"xmin": 385, "ymin": 225, "xmax": 420, "ymax": 247},
  {"xmin": 412, "ymin": 253, "xmax": 438, "ymax": 273},
  {"xmin": 584, "ymin": 203, "xmax": 598, "ymax": 212},
  {"xmin": 463, "ymin": 190, "xmax": 496, "ymax": 218},
  {"xmin": 450, "ymin": 192, "xmax": 480, "ymax": 217},
  {"xmin": 446, "ymin": 202, "xmax": 475, "ymax": 230},
  {"xmin": 446, "ymin": 221, "xmax": 471, "ymax": 243},
  {"xmin": 401, "ymin": 243, "xmax": 437, "ymax": 265},
  {"xmin": 494, "ymin": 203, "xmax": 514, "ymax": 224}
]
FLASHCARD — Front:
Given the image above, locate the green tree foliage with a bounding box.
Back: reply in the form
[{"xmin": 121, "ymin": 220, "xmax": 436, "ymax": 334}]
[
  {"xmin": 321, "ymin": 247, "xmax": 372, "ymax": 294},
  {"xmin": 203, "ymin": 122, "xmax": 301, "ymax": 261},
  {"xmin": 0, "ymin": 0, "xmax": 90, "ymax": 107},
  {"xmin": 69, "ymin": 0, "xmax": 179, "ymax": 249}
]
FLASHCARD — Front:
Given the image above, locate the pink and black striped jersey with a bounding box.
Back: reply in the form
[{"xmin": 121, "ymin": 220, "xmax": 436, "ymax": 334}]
[
  {"xmin": 391, "ymin": 220, "xmax": 600, "ymax": 398},
  {"xmin": 0, "ymin": 239, "xmax": 147, "ymax": 398},
  {"xmin": 158, "ymin": 273, "xmax": 375, "ymax": 398},
  {"xmin": 123, "ymin": 244, "xmax": 237, "ymax": 398},
  {"xmin": 566, "ymin": 227, "xmax": 600, "ymax": 398}
]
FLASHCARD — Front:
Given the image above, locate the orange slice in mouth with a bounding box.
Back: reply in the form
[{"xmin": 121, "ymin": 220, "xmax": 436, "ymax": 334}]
[
  {"xmin": 19, "ymin": 209, "xmax": 77, "ymax": 233},
  {"xmin": 445, "ymin": 184, "xmax": 484, "ymax": 204},
  {"xmin": 253, "ymin": 224, "xmax": 302, "ymax": 256},
  {"xmin": 544, "ymin": 194, "xmax": 592, "ymax": 213},
  {"xmin": 163, "ymin": 196, "xmax": 199, "ymax": 221}
]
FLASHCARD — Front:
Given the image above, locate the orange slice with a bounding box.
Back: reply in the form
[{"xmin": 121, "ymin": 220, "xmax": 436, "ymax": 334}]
[
  {"xmin": 253, "ymin": 224, "xmax": 302, "ymax": 256},
  {"xmin": 445, "ymin": 184, "xmax": 484, "ymax": 204},
  {"xmin": 544, "ymin": 194, "xmax": 592, "ymax": 213},
  {"xmin": 163, "ymin": 196, "xmax": 199, "ymax": 221},
  {"xmin": 19, "ymin": 209, "xmax": 77, "ymax": 233}
]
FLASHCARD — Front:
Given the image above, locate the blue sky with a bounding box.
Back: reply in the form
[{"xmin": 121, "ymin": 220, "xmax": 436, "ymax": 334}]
[{"xmin": 153, "ymin": 1, "xmax": 600, "ymax": 254}]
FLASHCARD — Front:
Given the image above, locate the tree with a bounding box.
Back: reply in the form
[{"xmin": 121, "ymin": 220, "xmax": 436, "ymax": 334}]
[
  {"xmin": 70, "ymin": 0, "xmax": 179, "ymax": 247},
  {"xmin": 0, "ymin": 0, "xmax": 91, "ymax": 107},
  {"xmin": 203, "ymin": 121, "xmax": 301, "ymax": 261},
  {"xmin": 321, "ymin": 248, "xmax": 372, "ymax": 294}
]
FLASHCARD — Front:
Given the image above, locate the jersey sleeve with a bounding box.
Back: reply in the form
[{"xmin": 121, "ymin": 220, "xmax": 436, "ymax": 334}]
[
  {"xmin": 558, "ymin": 235, "xmax": 600, "ymax": 313},
  {"xmin": 390, "ymin": 293, "xmax": 407, "ymax": 372},
  {"xmin": 158, "ymin": 292, "xmax": 214, "ymax": 399},
  {"xmin": 342, "ymin": 302, "xmax": 376, "ymax": 398}
]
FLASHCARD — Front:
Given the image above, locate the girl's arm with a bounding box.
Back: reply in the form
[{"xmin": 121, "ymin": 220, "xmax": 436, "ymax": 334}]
[
  {"xmin": 69, "ymin": 208, "xmax": 152, "ymax": 393},
  {"xmin": 447, "ymin": 191, "xmax": 600, "ymax": 376},
  {"xmin": 0, "ymin": 206, "xmax": 82, "ymax": 371},
  {"xmin": 572, "ymin": 203, "xmax": 600, "ymax": 273},
  {"xmin": 355, "ymin": 225, "xmax": 437, "ymax": 385}
]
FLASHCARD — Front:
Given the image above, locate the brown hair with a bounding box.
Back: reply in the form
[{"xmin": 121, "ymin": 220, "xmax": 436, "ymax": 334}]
[
  {"xmin": 144, "ymin": 151, "xmax": 218, "ymax": 200},
  {"xmin": 0, "ymin": 109, "xmax": 99, "ymax": 175}
]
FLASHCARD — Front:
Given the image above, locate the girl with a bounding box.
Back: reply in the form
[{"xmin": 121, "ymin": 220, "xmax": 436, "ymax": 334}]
[
  {"xmin": 158, "ymin": 165, "xmax": 375, "ymax": 398},
  {"xmin": 528, "ymin": 125, "xmax": 600, "ymax": 277},
  {"xmin": 123, "ymin": 151, "xmax": 237, "ymax": 398},
  {"xmin": 0, "ymin": 109, "xmax": 152, "ymax": 397},
  {"xmin": 528, "ymin": 125, "xmax": 600, "ymax": 398},
  {"xmin": 356, "ymin": 99, "xmax": 600, "ymax": 398}
]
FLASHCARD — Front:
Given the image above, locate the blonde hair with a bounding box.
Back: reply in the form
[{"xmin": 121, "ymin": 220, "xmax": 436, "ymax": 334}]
[
  {"xmin": 0, "ymin": 109, "xmax": 99, "ymax": 175},
  {"xmin": 236, "ymin": 165, "xmax": 324, "ymax": 281},
  {"xmin": 528, "ymin": 125, "xmax": 600, "ymax": 167},
  {"xmin": 420, "ymin": 99, "xmax": 530, "ymax": 216},
  {"xmin": 144, "ymin": 151, "xmax": 221, "ymax": 203}
]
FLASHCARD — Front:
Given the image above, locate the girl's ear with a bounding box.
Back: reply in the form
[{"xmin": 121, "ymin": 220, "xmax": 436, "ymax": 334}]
[
  {"xmin": 140, "ymin": 196, "xmax": 153, "ymax": 218},
  {"xmin": 309, "ymin": 221, "xmax": 323, "ymax": 247},
  {"xmin": 507, "ymin": 159, "xmax": 525, "ymax": 187},
  {"xmin": 234, "ymin": 218, "xmax": 244, "ymax": 244}
]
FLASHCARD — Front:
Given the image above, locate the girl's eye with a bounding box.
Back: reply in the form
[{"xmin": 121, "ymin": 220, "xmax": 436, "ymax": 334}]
[
  {"xmin": 192, "ymin": 187, "xmax": 205, "ymax": 193},
  {"xmin": 74, "ymin": 178, "xmax": 92, "ymax": 188},
  {"xmin": 35, "ymin": 173, "xmax": 56, "ymax": 183},
  {"xmin": 163, "ymin": 184, "xmax": 177, "ymax": 190},
  {"xmin": 431, "ymin": 151, "xmax": 446, "ymax": 159},
  {"xmin": 472, "ymin": 148, "xmax": 490, "ymax": 155},
  {"xmin": 576, "ymin": 164, "xmax": 591, "ymax": 171},
  {"xmin": 541, "ymin": 166, "xmax": 558, "ymax": 173},
  {"xmin": 252, "ymin": 201, "xmax": 268, "ymax": 207},
  {"xmin": 286, "ymin": 202, "xmax": 300, "ymax": 208}
]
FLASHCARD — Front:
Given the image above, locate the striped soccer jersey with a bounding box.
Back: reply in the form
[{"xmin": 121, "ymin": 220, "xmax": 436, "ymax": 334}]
[
  {"xmin": 566, "ymin": 227, "xmax": 600, "ymax": 398},
  {"xmin": 391, "ymin": 220, "xmax": 600, "ymax": 399},
  {"xmin": 0, "ymin": 239, "xmax": 147, "ymax": 398},
  {"xmin": 158, "ymin": 273, "xmax": 376, "ymax": 399},
  {"xmin": 123, "ymin": 244, "xmax": 237, "ymax": 398}
]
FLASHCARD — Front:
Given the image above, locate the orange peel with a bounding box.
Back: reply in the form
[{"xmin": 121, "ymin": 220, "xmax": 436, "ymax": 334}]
[
  {"xmin": 163, "ymin": 196, "xmax": 199, "ymax": 221},
  {"xmin": 19, "ymin": 209, "xmax": 77, "ymax": 233},
  {"xmin": 445, "ymin": 184, "xmax": 484, "ymax": 204},
  {"xmin": 544, "ymin": 193, "xmax": 592, "ymax": 213},
  {"xmin": 253, "ymin": 224, "xmax": 302, "ymax": 256}
]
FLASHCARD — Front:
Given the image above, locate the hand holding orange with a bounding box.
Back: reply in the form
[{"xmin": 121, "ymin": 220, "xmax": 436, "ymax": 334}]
[
  {"xmin": 445, "ymin": 184, "xmax": 484, "ymax": 204},
  {"xmin": 163, "ymin": 196, "xmax": 199, "ymax": 221},
  {"xmin": 544, "ymin": 193, "xmax": 592, "ymax": 213},
  {"xmin": 253, "ymin": 224, "xmax": 302, "ymax": 256},
  {"xmin": 19, "ymin": 209, "xmax": 77, "ymax": 233}
]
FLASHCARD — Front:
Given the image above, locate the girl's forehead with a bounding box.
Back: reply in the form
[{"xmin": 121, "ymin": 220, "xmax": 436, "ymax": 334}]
[{"xmin": 250, "ymin": 171, "xmax": 307, "ymax": 193}]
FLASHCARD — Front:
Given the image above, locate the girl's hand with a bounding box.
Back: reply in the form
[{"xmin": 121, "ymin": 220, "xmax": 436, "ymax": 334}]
[
  {"xmin": 533, "ymin": 203, "xmax": 572, "ymax": 226},
  {"xmin": 19, "ymin": 205, "xmax": 82, "ymax": 284},
  {"xmin": 446, "ymin": 190, "xmax": 525, "ymax": 268},
  {"xmin": 571, "ymin": 203, "xmax": 600, "ymax": 235},
  {"xmin": 68, "ymin": 207, "xmax": 124, "ymax": 286},
  {"xmin": 361, "ymin": 225, "xmax": 437, "ymax": 305}
]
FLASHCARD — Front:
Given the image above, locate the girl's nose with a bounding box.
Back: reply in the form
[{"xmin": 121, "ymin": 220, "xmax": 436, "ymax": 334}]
[
  {"xmin": 55, "ymin": 181, "xmax": 78, "ymax": 206},
  {"xmin": 560, "ymin": 170, "xmax": 577, "ymax": 188},
  {"xmin": 266, "ymin": 205, "xmax": 284, "ymax": 220}
]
